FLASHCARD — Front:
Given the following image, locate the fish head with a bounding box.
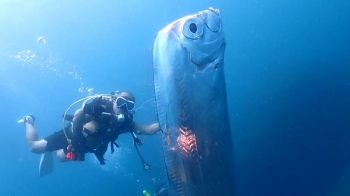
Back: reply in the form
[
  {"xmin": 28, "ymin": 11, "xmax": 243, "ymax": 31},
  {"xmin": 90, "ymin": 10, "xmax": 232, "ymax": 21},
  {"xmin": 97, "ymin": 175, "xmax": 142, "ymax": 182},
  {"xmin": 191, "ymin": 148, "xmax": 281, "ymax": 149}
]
[{"xmin": 173, "ymin": 7, "xmax": 226, "ymax": 68}]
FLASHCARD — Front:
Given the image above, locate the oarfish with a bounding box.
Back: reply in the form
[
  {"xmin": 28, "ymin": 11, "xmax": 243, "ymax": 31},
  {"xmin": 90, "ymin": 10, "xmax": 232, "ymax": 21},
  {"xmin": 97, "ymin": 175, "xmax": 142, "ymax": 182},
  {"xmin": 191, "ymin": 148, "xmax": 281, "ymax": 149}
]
[{"xmin": 153, "ymin": 7, "xmax": 234, "ymax": 196}]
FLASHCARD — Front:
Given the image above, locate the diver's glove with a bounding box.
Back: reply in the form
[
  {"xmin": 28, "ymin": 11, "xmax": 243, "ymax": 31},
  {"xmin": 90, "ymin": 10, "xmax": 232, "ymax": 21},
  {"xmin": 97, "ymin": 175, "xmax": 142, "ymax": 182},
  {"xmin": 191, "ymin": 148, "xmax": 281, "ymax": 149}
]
[{"xmin": 83, "ymin": 104, "xmax": 105, "ymax": 117}]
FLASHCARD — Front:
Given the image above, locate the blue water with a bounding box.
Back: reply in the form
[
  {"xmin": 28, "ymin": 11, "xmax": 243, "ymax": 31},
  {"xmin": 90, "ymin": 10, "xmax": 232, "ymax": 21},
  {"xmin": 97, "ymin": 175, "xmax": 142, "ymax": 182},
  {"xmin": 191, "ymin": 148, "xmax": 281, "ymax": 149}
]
[{"xmin": 0, "ymin": 1, "xmax": 349, "ymax": 196}]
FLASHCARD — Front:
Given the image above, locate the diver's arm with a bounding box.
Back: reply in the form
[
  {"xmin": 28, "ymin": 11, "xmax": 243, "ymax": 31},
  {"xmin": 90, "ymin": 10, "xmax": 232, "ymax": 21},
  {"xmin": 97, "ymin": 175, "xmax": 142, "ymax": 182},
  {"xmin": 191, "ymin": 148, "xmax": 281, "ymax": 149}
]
[
  {"xmin": 72, "ymin": 107, "xmax": 90, "ymax": 130},
  {"xmin": 133, "ymin": 122, "xmax": 161, "ymax": 135}
]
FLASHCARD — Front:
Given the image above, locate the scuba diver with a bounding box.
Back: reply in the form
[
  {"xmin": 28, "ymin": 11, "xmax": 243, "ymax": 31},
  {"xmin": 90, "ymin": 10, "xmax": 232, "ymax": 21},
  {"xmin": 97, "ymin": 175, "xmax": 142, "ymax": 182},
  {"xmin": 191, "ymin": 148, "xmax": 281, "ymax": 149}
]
[{"xmin": 19, "ymin": 91, "xmax": 160, "ymax": 176}]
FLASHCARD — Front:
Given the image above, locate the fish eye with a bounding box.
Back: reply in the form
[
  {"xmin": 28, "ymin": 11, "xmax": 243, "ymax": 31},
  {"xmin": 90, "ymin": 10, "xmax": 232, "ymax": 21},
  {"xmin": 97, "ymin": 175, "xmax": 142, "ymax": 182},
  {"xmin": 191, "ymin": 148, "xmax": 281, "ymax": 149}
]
[
  {"xmin": 189, "ymin": 23, "xmax": 197, "ymax": 33},
  {"xmin": 182, "ymin": 18, "xmax": 203, "ymax": 39}
]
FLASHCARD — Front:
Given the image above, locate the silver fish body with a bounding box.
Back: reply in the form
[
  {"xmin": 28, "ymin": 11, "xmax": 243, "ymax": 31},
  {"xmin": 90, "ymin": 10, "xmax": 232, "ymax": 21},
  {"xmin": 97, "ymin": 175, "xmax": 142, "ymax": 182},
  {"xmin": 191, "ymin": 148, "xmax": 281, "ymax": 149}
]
[{"xmin": 153, "ymin": 8, "xmax": 234, "ymax": 196}]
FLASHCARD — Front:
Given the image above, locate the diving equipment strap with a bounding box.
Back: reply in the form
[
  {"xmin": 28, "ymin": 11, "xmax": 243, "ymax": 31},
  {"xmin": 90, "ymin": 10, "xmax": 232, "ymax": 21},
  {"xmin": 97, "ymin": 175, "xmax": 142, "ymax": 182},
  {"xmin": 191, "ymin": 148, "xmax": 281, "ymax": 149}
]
[
  {"xmin": 62, "ymin": 94, "xmax": 116, "ymax": 144},
  {"xmin": 130, "ymin": 132, "xmax": 151, "ymax": 171}
]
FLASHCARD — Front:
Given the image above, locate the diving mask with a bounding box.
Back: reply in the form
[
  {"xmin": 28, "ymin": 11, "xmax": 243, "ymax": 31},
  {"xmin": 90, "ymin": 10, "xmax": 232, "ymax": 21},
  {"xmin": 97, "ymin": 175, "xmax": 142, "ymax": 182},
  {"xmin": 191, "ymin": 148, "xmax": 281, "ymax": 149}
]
[{"xmin": 116, "ymin": 96, "xmax": 135, "ymax": 111}]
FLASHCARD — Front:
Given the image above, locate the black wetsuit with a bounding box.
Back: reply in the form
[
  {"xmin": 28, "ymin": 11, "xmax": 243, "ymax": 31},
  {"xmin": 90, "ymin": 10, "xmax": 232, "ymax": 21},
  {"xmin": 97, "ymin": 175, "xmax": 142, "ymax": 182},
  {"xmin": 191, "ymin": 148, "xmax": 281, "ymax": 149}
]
[
  {"xmin": 44, "ymin": 124, "xmax": 72, "ymax": 153},
  {"xmin": 44, "ymin": 96, "xmax": 134, "ymax": 164}
]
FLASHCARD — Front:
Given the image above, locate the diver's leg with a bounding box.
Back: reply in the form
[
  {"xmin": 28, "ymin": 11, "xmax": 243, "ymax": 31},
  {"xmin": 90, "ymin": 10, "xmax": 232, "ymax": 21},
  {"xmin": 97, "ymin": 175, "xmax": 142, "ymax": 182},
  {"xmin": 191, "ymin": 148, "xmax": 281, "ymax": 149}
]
[
  {"xmin": 25, "ymin": 122, "xmax": 48, "ymax": 154},
  {"xmin": 54, "ymin": 149, "xmax": 71, "ymax": 162},
  {"xmin": 39, "ymin": 149, "xmax": 71, "ymax": 177},
  {"xmin": 23, "ymin": 118, "xmax": 54, "ymax": 176}
]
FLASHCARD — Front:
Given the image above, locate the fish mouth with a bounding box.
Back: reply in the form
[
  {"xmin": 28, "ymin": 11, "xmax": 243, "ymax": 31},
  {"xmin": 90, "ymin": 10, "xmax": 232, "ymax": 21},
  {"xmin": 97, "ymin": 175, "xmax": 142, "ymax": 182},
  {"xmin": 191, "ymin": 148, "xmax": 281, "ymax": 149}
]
[{"xmin": 203, "ymin": 7, "xmax": 222, "ymax": 33}]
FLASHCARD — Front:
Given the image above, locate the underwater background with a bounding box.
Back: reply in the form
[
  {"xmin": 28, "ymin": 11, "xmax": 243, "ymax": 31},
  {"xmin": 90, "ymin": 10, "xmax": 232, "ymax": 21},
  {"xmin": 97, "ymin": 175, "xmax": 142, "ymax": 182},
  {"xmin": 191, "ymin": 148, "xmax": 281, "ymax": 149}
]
[{"xmin": 0, "ymin": 0, "xmax": 349, "ymax": 196}]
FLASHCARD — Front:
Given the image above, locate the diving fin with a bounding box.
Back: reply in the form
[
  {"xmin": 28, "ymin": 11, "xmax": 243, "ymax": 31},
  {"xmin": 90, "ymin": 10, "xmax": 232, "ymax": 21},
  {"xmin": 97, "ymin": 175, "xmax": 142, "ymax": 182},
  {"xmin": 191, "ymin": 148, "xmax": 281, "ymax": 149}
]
[{"xmin": 39, "ymin": 152, "xmax": 53, "ymax": 177}]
